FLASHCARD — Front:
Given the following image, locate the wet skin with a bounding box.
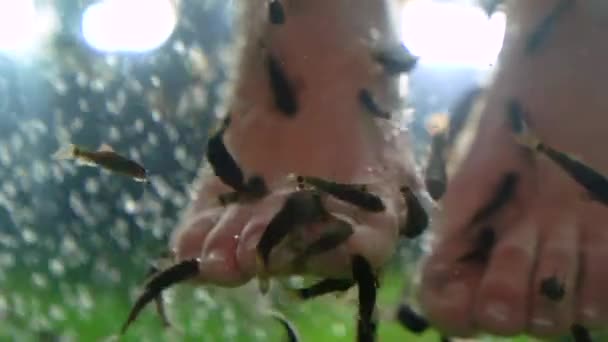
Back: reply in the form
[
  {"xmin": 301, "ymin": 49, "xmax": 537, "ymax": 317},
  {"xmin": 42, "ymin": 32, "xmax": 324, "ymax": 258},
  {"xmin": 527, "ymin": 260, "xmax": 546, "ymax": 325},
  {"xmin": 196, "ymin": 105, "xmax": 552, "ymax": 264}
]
[
  {"xmin": 172, "ymin": 0, "xmax": 608, "ymax": 339},
  {"xmin": 419, "ymin": 0, "xmax": 608, "ymax": 337},
  {"xmin": 171, "ymin": 0, "xmax": 423, "ymax": 288}
]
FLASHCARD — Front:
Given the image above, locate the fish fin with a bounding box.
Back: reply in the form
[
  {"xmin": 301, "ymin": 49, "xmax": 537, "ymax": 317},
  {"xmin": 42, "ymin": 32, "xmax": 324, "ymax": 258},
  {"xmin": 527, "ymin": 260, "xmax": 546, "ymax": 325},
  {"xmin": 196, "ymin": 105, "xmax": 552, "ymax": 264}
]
[
  {"xmin": 97, "ymin": 143, "xmax": 115, "ymax": 152},
  {"xmin": 52, "ymin": 144, "xmax": 77, "ymax": 160},
  {"xmin": 75, "ymin": 158, "xmax": 96, "ymax": 167}
]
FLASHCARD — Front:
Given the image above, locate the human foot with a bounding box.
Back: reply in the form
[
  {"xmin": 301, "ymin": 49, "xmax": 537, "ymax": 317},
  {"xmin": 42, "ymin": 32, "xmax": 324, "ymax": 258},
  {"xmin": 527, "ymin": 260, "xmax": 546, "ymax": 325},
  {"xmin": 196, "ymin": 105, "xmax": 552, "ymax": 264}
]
[
  {"xmin": 170, "ymin": 0, "xmax": 424, "ymax": 288},
  {"xmin": 419, "ymin": 0, "xmax": 608, "ymax": 337}
]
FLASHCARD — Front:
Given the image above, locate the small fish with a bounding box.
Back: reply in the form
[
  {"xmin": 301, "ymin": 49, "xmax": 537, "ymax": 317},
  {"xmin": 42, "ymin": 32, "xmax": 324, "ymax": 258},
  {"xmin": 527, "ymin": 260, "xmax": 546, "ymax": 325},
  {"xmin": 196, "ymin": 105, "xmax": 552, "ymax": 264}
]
[
  {"xmin": 525, "ymin": 0, "xmax": 575, "ymax": 55},
  {"xmin": 357, "ymin": 314, "xmax": 378, "ymax": 342},
  {"xmin": 540, "ymin": 275, "xmax": 565, "ymax": 302},
  {"xmin": 121, "ymin": 258, "xmax": 200, "ymax": 335},
  {"xmin": 256, "ymin": 190, "xmax": 329, "ymax": 290},
  {"xmin": 400, "ymin": 186, "xmax": 429, "ymax": 238},
  {"xmin": 145, "ymin": 263, "xmax": 172, "ymax": 329},
  {"xmin": 508, "ymin": 100, "xmax": 608, "ymax": 206},
  {"xmin": 458, "ymin": 226, "xmax": 496, "ymax": 263},
  {"xmin": 206, "ymin": 117, "xmax": 248, "ymax": 192},
  {"xmin": 396, "ymin": 303, "xmax": 429, "ymax": 334},
  {"xmin": 571, "ymin": 324, "xmax": 593, "ymax": 342},
  {"xmin": 358, "ymin": 89, "xmax": 391, "ymax": 119},
  {"xmin": 269, "ymin": 311, "xmax": 299, "ymax": 342},
  {"xmin": 424, "ymin": 113, "xmax": 450, "ymax": 200},
  {"xmin": 53, "ymin": 144, "xmax": 148, "ymax": 182},
  {"xmin": 292, "ymin": 278, "xmax": 355, "ymax": 300},
  {"xmin": 352, "ymin": 255, "xmax": 377, "ymax": 342},
  {"xmin": 372, "ymin": 44, "xmax": 419, "ymax": 75},
  {"xmin": 267, "ymin": 55, "xmax": 298, "ymax": 116},
  {"xmin": 292, "ymin": 218, "xmax": 354, "ymax": 267},
  {"xmin": 298, "ymin": 175, "xmax": 385, "ymax": 212},
  {"xmin": 269, "ymin": 0, "xmax": 285, "ymax": 25},
  {"xmin": 470, "ymin": 172, "xmax": 520, "ymax": 225}
]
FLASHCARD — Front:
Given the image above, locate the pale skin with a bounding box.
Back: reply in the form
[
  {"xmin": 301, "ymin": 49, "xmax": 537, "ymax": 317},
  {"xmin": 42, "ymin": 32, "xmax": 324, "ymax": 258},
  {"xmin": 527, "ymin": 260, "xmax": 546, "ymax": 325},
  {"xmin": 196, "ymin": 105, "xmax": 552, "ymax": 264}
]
[
  {"xmin": 420, "ymin": 0, "xmax": 608, "ymax": 337},
  {"xmin": 171, "ymin": 0, "xmax": 608, "ymax": 338}
]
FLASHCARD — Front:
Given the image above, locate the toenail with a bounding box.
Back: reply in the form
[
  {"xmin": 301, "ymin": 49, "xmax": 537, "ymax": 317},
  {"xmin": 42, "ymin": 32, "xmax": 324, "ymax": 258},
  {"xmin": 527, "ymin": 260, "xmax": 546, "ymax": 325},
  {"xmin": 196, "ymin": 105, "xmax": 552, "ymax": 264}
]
[
  {"xmin": 531, "ymin": 316, "xmax": 555, "ymax": 328},
  {"xmin": 483, "ymin": 301, "xmax": 511, "ymax": 322}
]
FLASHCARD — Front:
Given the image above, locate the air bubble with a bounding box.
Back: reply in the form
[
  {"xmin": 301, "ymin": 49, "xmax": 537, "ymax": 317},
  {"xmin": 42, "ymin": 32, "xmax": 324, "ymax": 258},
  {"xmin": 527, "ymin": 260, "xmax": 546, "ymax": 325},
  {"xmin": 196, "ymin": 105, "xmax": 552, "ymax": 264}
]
[
  {"xmin": 22, "ymin": 228, "xmax": 38, "ymax": 244},
  {"xmin": 49, "ymin": 258, "xmax": 65, "ymax": 277}
]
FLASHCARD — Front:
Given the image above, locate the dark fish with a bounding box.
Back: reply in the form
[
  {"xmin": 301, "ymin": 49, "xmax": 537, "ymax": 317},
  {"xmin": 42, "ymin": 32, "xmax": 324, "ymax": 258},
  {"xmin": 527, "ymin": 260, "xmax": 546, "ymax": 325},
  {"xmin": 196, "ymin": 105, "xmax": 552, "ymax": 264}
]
[
  {"xmin": 372, "ymin": 44, "xmax": 419, "ymax": 75},
  {"xmin": 256, "ymin": 190, "xmax": 328, "ymax": 272},
  {"xmin": 120, "ymin": 259, "xmax": 200, "ymax": 335},
  {"xmin": 358, "ymin": 89, "xmax": 391, "ymax": 119},
  {"xmin": 525, "ymin": 0, "xmax": 575, "ymax": 55},
  {"xmin": 509, "ymin": 99, "xmax": 608, "ymax": 206},
  {"xmin": 299, "ymin": 176, "xmax": 386, "ymax": 212},
  {"xmin": 424, "ymin": 112, "xmax": 450, "ymax": 200},
  {"xmin": 357, "ymin": 315, "xmax": 378, "ymax": 342},
  {"xmin": 352, "ymin": 255, "xmax": 377, "ymax": 342},
  {"xmin": 400, "ymin": 186, "xmax": 429, "ymax": 238},
  {"xmin": 269, "ymin": 312, "xmax": 299, "ymax": 342},
  {"xmin": 571, "ymin": 324, "xmax": 593, "ymax": 342},
  {"xmin": 269, "ymin": 0, "xmax": 285, "ymax": 25},
  {"xmin": 53, "ymin": 144, "xmax": 148, "ymax": 182},
  {"xmin": 206, "ymin": 117, "xmax": 247, "ymax": 192},
  {"xmin": 145, "ymin": 263, "xmax": 172, "ymax": 329},
  {"xmin": 425, "ymin": 132, "xmax": 448, "ymax": 201},
  {"xmin": 267, "ymin": 55, "xmax": 298, "ymax": 116},
  {"xmin": 292, "ymin": 218, "xmax": 354, "ymax": 267},
  {"xmin": 470, "ymin": 172, "xmax": 519, "ymax": 225},
  {"xmin": 293, "ymin": 278, "xmax": 355, "ymax": 300},
  {"xmin": 396, "ymin": 303, "xmax": 429, "ymax": 334},
  {"xmin": 458, "ymin": 226, "xmax": 496, "ymax": 263},
  {"xmin": 540, "ymin": 275, "xmax": 565, "ymax": 302}
]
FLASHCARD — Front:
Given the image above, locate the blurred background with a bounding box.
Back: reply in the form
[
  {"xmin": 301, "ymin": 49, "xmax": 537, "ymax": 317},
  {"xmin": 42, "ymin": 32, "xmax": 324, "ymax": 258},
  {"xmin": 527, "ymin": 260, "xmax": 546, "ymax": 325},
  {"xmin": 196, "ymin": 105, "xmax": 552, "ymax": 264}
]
[{"xmin": 0, "ymin": 0, "xmax": 543, "ymax": 341}]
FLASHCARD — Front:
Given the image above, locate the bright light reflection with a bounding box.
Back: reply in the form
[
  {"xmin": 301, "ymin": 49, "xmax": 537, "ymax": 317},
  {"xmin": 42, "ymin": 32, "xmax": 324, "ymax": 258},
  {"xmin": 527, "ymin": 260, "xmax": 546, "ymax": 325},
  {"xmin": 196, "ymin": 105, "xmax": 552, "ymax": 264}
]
[
  {"xmin": 0, "ymin": 0, "xmax": 55, "ymax": 55},
  {"xmin": 400, "ymin": 1, "xmax": 506, "ymax": 68},
  {"xmin": 82, "ymin": 0, "xmax": 177, "ymax": 53}
]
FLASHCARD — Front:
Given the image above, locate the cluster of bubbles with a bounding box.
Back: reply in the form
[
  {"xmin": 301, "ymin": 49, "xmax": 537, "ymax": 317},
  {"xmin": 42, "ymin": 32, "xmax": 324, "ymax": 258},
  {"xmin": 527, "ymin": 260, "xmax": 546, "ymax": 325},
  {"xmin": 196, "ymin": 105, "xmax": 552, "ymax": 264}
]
[{"xmin": 0, "ymin": 0, "xmax": 293, "ymax": 340}]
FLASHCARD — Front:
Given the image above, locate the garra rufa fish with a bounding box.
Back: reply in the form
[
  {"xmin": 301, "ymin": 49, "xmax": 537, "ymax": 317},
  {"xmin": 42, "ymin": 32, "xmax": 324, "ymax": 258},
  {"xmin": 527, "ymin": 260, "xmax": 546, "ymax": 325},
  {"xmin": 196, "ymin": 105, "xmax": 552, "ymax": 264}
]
[{"xmin": 53, "ymin": 143, "xmax": 148, "ymax": 182}]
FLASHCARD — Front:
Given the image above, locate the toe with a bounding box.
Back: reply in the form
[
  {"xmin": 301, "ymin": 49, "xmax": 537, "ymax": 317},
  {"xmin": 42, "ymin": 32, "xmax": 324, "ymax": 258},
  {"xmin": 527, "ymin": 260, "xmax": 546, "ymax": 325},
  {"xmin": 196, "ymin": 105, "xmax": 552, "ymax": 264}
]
[
  {"xmin": 418, "ymin": 238, "xmax": 482, "ymax": 336},
  {"xmin": 171, "ymin": 208, "xmax": 223, "ymax": 261},
  {"xmin": 528, "ymin": 211, "xmax": 578, "ymax": 336},
  {"xmin": 198, "ymin": 205, "xmax": 252, "ymax": 287},
  {"xmin": 473, "ymin": 217, "xmax": 538, "ymax": 335},
  {"xmin": 577, "ymin": 204, "xmax": 608, "ymax": 327}
]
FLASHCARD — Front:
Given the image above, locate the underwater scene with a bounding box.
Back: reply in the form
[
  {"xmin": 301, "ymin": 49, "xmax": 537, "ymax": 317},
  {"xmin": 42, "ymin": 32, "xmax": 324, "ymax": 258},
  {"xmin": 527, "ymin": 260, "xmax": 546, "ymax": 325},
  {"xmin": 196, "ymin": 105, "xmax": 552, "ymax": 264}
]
[{"xmin": 0, "ymin": 0, "xmax": 607, "ymax": 341}]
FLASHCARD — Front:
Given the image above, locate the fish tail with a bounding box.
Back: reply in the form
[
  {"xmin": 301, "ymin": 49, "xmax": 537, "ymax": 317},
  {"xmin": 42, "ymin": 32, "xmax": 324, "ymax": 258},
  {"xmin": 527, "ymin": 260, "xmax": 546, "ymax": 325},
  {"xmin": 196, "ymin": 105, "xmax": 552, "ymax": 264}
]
[{"xmin": 52, "ymin": 144, "xmax": 77, "ymax": 160}]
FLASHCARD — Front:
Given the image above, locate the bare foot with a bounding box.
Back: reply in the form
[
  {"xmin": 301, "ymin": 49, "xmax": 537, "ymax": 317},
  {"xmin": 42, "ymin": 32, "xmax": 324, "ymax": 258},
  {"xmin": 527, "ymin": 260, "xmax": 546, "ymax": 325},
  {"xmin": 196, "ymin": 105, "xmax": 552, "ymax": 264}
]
[
  {"xmin": 420, "ymin": 0, "xmax": 608, "ymax": 337},
  {"xmin": 170, "ymin": 0, "xmax": 423, "ymax": 288}
]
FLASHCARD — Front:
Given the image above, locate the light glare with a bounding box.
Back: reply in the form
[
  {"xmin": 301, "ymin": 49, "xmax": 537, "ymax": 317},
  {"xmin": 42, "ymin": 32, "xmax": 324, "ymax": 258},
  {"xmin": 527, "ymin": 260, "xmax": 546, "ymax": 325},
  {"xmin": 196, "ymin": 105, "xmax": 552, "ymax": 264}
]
[
  {"xmin": 400, "ymin": 1, "xmax": 507, "ymax": 68},
  {"xmin": 82, "ymin": 0, "xmax": 177, "ymax": 53},
  {"xmin": 0, "ymin": 0, "xmax": 55, "ymax": 55}
]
